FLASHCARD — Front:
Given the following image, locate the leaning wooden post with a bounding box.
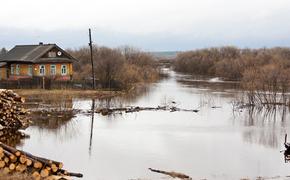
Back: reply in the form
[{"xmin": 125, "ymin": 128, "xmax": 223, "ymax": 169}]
[{"xmin": 89, "ymin": 28, "xmax": 95, "ymax": 89}]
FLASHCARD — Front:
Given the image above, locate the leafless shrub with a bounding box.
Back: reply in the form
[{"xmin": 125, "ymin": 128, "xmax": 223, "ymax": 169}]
[{"xmin": 67, "ymin": 45, "xmax": 159, "ymax": 89}]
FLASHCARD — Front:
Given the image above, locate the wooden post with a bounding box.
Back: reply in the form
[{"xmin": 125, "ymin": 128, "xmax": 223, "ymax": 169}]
[
  {"xmin": 89, "ymin": 28, "xmax": 95, "ymax": 89},
  {"xmin": 42, "ymin": 76, "xmax": 45, "ymax": 89}
]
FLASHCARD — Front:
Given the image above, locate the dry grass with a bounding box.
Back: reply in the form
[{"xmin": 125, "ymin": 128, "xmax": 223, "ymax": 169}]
[
  {"xmin": 0, "ymin": 172, "xmax": 33, "ymax": 180},
  {"xmin": 14, "ymin": 89, "xmax": 124, "ymax": 99}
]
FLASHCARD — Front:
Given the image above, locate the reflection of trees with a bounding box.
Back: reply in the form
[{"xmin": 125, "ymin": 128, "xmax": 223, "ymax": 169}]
[
  {"xmin": 23, "ymin": 94, "xmax": 73, "ymax": 111},
  {"xmin": 24, "ymin": 94, "xmax": 76, "ymax": 131},
  {"xmin": 243, "ymin": 129, "xmax": 279, "ymax": 148},
  {"xmin": 26, "ymin": 95, "xmax": 78, "ymax": 139},
  {"xmin": 29, "ymin": 110, "xmax": 74, "ymax": 129},
  {"xmin": 233, "ymin": 106, "xmax": 289, "ymax": 148},
  {"xmin": 95, "ymin": 84, "xmax": 151, "ymax": 109},
  {"xmin": 28, "ymin": 110, "xmax": 79, "ymax": 142},
  {"xmin": 176, "ymin": 78, "xmax": 239, "ymax": 91}
]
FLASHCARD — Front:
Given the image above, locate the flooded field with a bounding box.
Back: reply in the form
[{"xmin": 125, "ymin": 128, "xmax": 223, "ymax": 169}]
[{"xmin": 16, "ymin": 69, "xmax": 290, "ymax": 179}]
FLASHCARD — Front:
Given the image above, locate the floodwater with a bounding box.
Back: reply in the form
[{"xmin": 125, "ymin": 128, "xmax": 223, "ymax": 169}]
[{"xmin": 17, "ymin": 69, "xmax": 290, "ymax": 180}]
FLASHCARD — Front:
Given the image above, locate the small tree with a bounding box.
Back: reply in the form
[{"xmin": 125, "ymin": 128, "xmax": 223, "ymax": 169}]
[{"xmin": 0, "ymin": 48, "xmax": 7, "ymax": 56}]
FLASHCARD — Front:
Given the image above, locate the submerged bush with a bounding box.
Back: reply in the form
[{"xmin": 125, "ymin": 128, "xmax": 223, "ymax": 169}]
[{"xmin": 174, "ymin": 47, "xmax": 290, "ymax": 106}]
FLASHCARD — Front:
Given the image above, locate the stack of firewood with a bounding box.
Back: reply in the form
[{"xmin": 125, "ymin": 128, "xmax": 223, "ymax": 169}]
[
  {"xmin": 0, "ymin": 89, "xmax": 30, "ymax": 130},
  {"xmin": 0, "ymin": 142, "xmax": 83, "ymax": 179}
]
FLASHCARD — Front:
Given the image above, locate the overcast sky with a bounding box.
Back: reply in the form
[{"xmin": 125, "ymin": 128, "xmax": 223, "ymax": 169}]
[{"xmin": 1, "ymin": 0, "xmax": 290, "ymax": 51}]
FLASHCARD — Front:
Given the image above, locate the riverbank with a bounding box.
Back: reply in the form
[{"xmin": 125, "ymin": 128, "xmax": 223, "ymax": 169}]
[{"xmin": 14, "ymin": 89, "xmax": 125, "ymax": 99}]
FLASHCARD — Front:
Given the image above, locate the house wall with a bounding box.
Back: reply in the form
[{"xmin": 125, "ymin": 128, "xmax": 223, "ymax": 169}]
[
  {"xmin": 9, "ymin": 64, "xmax": 33, "ymax": 80},
  {"xmin": 0, "ymin": 67, "xmax": 7, "ymax": 80},
  {"xmin": 9, "ymin": 63, "xmax": 73, "ymax": 80},
  {"xmin": 33, "ymin": 63, "xmax": 72, "ymax": 76}
]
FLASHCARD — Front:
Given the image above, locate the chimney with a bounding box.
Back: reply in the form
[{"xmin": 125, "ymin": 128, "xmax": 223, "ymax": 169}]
[{"xmin": 39, "ymin": 42, "xmax": 43, "ymax": 45}]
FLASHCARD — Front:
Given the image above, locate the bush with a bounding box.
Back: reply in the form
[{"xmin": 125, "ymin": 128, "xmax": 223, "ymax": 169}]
[{"xmin": 67, "ymin": 46, "xmax": 159, "ymax": 89}]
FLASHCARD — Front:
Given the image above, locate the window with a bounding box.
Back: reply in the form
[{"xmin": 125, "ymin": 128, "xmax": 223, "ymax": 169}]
[
  {"xmin": 50, "ymin": 65, "xmax": 56, "ymax": 75},
  {"xmin": 61, "ymin": 65, "xmax": 67, "ymax": 75},
  {"xmin": 39, "ymin": 65, "xmax": 45, "ymax": 76},
  {"xmin": 11, "ymin": 65, "xmax": 14, "ymax": 75},
  {"xmin": 15, "ymin": 64, "xmax": 20, "ymax": 75},
  {"xmin": 48, "ymin": 51, "xmax": 56, "ymax": 58},
  {"xmin": 28, "ymin": 65, "xmax": 32, "ymax": 76}
]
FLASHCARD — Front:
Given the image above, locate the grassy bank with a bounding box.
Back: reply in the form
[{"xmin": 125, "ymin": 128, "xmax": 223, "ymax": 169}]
[{"xmin": 14, "ymin": 89, "xmax": 125, "ymax": 99}]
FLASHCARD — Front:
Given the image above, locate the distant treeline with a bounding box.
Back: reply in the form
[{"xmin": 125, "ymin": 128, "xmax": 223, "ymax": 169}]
[
  {"xmin": 174, "ymin": 46, "xmax": 290, "ymax": 106},
  {"xmin": 67, "ymin": 46, "xmax": 159, "ymax": 89},
  {"xmin": 174, "ymin": 46, "xmax": 290, "ymax": 80}
]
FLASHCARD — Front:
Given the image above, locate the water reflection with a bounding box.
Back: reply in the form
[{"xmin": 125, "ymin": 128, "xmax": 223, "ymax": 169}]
[
  {"xmin": 95, "ymin": 84, "xmax": 153, "ymax": 109},
  {"xmin": 89, "ymin": 99, "xmax": 95, "ymax": 155},
  {"xmin": 15, "ymin": 69, "xmax": 290, "ymax": 179},
  {"xmin": 176, "ymin": 76, "xmax": 240, "ymax": 92},
  {"xmin": 25, "ymin": 95, "xmax": 79, "ymax": 141},
  {"xmin": 231, "ymin": 106, "xmax": 289, "ymax": 148}
]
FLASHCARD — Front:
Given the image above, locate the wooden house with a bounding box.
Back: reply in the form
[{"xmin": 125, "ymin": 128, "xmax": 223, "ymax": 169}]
[{"xmin": 0, "ymin": 43, "xmax": 77, "ymax": 80}]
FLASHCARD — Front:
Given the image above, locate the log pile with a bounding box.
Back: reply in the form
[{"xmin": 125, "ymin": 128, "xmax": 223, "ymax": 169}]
[
  {"xmin": 0, "ymin": 89, "xmax": 30, "ymax": 130},
  {"xmin": 0, "ymin": 142, "xmax": 83, "ymax": 179}
]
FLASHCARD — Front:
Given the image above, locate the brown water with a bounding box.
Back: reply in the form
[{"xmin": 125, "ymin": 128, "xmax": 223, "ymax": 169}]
[{"xmin": 17, "ymin": 69, "xmax": 290, "ymax": 180}]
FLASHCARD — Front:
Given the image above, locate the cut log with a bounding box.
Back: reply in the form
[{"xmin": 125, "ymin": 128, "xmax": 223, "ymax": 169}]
[
  {"xmin": 58, "ymin": 169, "xmax": 83, "ymax": 178},
  {"xmin": 0, "ymin": 142, "xmax": 21, "ymax": 157},
  {"xmin": 26, "ymin": 158, "xmax": 32, "ymax": 166},
  {"xmin": 0, "ymin": 160, "xmax": 5, "ymax": 168},
  {"xmin": 3, "ymin": 149, "xmax": 17, "ymax": 163},
  {"xmin": 51, "ymin": 163, "xmax": 58, "ymax": 173},
  {"xmin": 4, "ymin": 157, "xmax": 9, "ymax": 164},
  {"xmin": 19, "ymin": 155, "xmax": 27, "ymax": 164},
  {"xmin": 148, "ymin": 168, "xmax": 191, "ymax": 179},
  {"xmin": 15, "ymin": 164, "xmax": 26, "ymax": 172},
  {"xmin": 40, "ymin": 168, "xmax": 50, "ymax": 178},
  {"xmin": 3, "ymin": 167, "xmax": 10, "ymax": 174},
  {"xmin": 32, "ymin": 171, "xmax": 41, "ymax": 180},
  {"xmin": 0, "ymin": 141, "xmax": 83, "ymax": 179},
  {"xmin": 9, "ymin": 163, "xmax": 16, "ymax": 170},
  {"xmin": 33, "ymin": 160, "xmax": 43, "ymax": 169}
]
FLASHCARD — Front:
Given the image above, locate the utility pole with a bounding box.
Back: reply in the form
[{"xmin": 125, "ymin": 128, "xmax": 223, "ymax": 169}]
[{"xmin": 89, "ymin": 28, "xmax": 95, "ymax": 89}]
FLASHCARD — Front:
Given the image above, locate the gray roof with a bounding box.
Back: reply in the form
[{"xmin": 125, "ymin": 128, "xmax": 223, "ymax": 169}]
[
  {"xmin": 0, "ymin": 44, "xmax": 76, "ymax": 63},
  {"xmin": 0, "ymin": 62, "xmax": 7, "ymax": 67}
]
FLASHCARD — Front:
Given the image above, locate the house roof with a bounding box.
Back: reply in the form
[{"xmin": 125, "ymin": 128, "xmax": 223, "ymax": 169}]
[
  {"xmin": 0, "ymin": 62, "xmax": 7, "ymax": 68},
  {"xmin": 0, "ymin": 44, "xmax": 77, "ymax": 63}
]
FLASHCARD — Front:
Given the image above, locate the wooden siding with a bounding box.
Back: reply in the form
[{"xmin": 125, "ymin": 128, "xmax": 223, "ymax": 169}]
[
  {"xmin": 9, "ymin": 63, "xmax": 73, "ymax": 80},
  {"xmin": 33, "ymin": 63, "xmax": 72, "ymax": 76},
  {"xmin": 41, "ymin": 47, "xmax": 68, "ymax": 59},
  {"xmin": 0, "ymin": 67, "xmax": 7, "ymax": 80}
]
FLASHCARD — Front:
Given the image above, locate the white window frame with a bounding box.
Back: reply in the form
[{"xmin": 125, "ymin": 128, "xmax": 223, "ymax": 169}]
[
  {"xmin": 10, "ymin": 65, "xmax": 14, "ymax": 75},
  {"xmin": 50, "ymin": 64, "xmax": 56, "ymax": 75},
  {"xmin": 61, "ymin": 64, "xmax": 67, "ymax": 75},
  {"xmin": 28, "ymin": 65, "xmax": 33, "ymax": 76},
  {"xmin": 15, "ymin": 64, "xmax": 20, "ymax": 75},
  {"xmin": 39, "ymin": 65, "xmax": 45, "ymax": 76}
]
